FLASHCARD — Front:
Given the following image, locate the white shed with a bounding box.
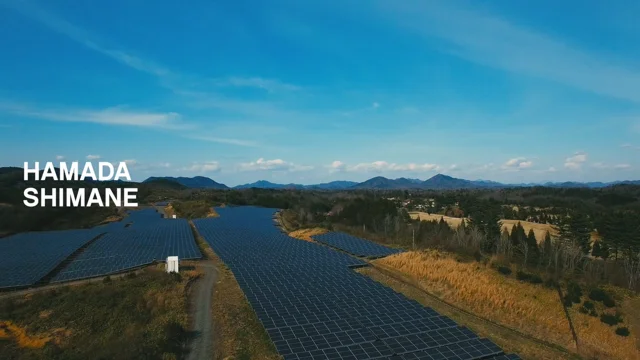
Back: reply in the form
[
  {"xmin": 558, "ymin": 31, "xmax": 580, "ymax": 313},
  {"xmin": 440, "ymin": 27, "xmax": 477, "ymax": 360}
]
[{"xmin": 166, "ymin": 256, "xmax": 179, "ymax": 273}]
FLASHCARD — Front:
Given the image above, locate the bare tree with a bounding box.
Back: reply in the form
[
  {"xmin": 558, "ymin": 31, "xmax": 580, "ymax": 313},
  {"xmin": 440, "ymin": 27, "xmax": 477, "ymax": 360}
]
[
  {"xmin": 562, "ymin": 242, "xmax": 583, "ymax": 275},
  {"xmin": 468, "ymin": 226, "xmax": 483, "ymax": 253},
  {"xmin": 623, "ymin": 254, "xmax": 640, "ymax": 291}
]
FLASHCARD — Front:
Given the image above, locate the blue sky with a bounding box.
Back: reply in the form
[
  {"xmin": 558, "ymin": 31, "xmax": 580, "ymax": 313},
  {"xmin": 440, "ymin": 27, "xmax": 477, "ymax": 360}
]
[{"xmin": 1, "ymin": 0, "xmax": 639, "ymax": 186}]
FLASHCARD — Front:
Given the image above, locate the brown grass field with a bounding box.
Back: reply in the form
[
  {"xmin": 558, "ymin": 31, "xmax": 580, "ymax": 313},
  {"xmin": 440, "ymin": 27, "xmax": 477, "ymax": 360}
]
[
  {"xmin": 357, "ymin": 266, "xmax": 576, "ymax": 360},
  {"xmin": 288, "ymin": 227, "xmax": 327, "ymax": 242},
  {"xmin": 409, "ymin": 212, "xmax": 585, "ymax": 243},
  {"xmin": 409, "ymin": 212, "xmax": 467, "ymax": 228},
  {"xmin": 371, "ymin": 250, "xmax": 639, "ymax": 360},
  {"xmin": 499, "ymin": 219, "xmax": 558, "ymax": 243}
]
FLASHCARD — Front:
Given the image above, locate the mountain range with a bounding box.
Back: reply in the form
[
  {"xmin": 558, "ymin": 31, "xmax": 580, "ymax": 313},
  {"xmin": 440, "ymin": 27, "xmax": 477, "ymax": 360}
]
[{"xmin": 142, "ymin": 174, "xmax": 640, "ymax": 190}]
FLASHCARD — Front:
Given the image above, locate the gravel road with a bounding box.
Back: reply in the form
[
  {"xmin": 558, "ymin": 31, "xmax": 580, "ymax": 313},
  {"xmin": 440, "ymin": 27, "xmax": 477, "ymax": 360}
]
[{"xmin": 187, "ymin": 261, "xmax": 218, "ymax": 360}]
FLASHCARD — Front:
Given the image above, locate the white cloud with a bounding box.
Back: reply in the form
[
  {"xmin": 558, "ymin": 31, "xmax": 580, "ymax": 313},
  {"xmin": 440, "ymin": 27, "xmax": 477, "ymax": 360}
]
[
  {"xmin": 182, "ymin": 161, "xmax": 221, "ymax": 173},
  {"xmin": 86, "ymin": 155, "xmax": 101, "ymax": 160},
  {"xmin": 0, "ymin": 102, "xmax": 188, "ymax": 130},
  {"xmin": 213, "ymin": 77, "xmax": 300, "ymax": 92},
  {"xmin": 122, "ymin": 159, "xmax": 137, "ymax": 166},
  {"xmin": 329, "ymin": 160, "xmax": 347, "ymax": 173},
  {"xmin": 547, "ymin": 166, "xmax": 557, "ymax": 172},
  {"xmin": 334, "ymin": 161, "xmax": 440, "ymax": 173},
  {"xmin": 593, "ymin": 162, "xmax": 632, "ymax": 170},
  {"xmin": 238, "ymin": 158, "xmax": 313, "ymax": 172},
  {"xmin": 55, "ymin": 155, "xmax": 65, "ymax": 160},
  {"xmin": 187, "ymin": 135, "xmax": 258, "ymax": 147},
  {"xmin": 502, "ymin": 157, "xmax": 533, "ymax": 170},
  {"xmin": 377, "ymin": 1, "xmax": 640, "ymax": 103},
  {"xmin": 372, "ymin": 102, "xmax": 380, "ymax": 109},
  {"xmin": 564, "ymin": 152, "xmax": 588, "ymax": 170},
  {"xmin": 621, "ymin": 144, "xmax": 640, "ymax": 150}
]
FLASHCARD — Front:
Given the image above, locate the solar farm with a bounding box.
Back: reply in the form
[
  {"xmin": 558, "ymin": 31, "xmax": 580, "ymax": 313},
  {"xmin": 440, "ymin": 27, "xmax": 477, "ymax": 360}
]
[
  {"xmin": 0, "ymin": 208, "xmax": 201, "ymax": 289},
  {"xmin": 194, "ymin": 206, "xmax": 521, "ymax": 360},
  {"xmin": 312, "ymin": 232, "xmax": 403, "ymax": 258}
]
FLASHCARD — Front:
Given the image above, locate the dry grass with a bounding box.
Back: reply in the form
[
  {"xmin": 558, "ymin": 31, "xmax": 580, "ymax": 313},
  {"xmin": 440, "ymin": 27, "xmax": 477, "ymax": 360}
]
[
  {"xmin": 164, "ymin": 204, "xmax": 176, "ymax": 218},
  {"xmin": 210, "ymin": 252, "xmax": 279, "ymax": 360},
  {"xmin": 500, "ymin": 219, "xmax": 559, "ymax": 243},
  {"xmin": 374, "ymin": 251, "xmax": 574, "ymax": 350},
  {"xmin": 409, "ymin": 212, "xmax": 466, "ymax": 228},
  {"xmin": 357, "ymin": 266, "xmax": 575, "ymax": 360},
  {"xmin": 374, "ymin": 250, "xmax": 639, "ymax": 359},
  {"xmin": 409, "ymin": 212, "xmax": 561, "ymax": 243},
  {"xmin": 289, "ymin": 228, "xmax": 327, "ymax": 242},
  {"xmin": 0, "ymin": 320, "xmax": 70, "ymax": 349},
  {"xmin": 206, "ymin": 208, "xmax": 219, "ymax": 218}
]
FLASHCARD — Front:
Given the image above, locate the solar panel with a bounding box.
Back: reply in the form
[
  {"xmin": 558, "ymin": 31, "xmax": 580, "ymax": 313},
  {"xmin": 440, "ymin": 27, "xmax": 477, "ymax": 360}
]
[
  {"xmin": 312, "ymin": 232, "xmax": 403, "ymax": 258},
  {"xmin": 194, "ymin": 206, "xmax": 517, "ymax": 360},
  {"xmin": 0, "ymin": 229, "xmax": 101, "ymax": 289},
  {"xmin": 52, "ymin": 218, "xmax": 201, "ymax": 282}
]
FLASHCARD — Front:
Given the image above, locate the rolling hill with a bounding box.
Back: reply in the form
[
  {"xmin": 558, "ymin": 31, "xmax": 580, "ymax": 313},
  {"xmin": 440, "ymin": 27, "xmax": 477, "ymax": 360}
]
[{"xmin": 143, "ymin": 176, "xmax": 228, "ymax": 189}]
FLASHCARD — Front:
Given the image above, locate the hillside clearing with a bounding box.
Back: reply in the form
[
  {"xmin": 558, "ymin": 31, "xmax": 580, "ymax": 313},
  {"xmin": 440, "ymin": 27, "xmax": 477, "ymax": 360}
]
[{"xmin": 410, "ymin": 212, "xmax": 560, "ymax": 243}]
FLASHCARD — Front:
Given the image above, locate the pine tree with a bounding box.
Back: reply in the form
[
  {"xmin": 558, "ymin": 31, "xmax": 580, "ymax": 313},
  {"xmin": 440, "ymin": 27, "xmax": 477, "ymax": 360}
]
[
  {"xmin": 569, "ymin": 212, "xmax": 592, "ymax": 254},
  {"xmin": 526, "ymin": 228, "xmax": 539, "ymax": 263},
  {"xmin": 510, "ymin": 224, "xmax": 519, "ymax": 246}
]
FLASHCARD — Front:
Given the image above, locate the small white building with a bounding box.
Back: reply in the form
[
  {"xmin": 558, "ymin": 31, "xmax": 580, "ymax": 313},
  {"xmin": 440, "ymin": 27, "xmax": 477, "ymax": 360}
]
[{"xmin": 166, "ymin": 256, "xmax": 179, "ymax": 273}]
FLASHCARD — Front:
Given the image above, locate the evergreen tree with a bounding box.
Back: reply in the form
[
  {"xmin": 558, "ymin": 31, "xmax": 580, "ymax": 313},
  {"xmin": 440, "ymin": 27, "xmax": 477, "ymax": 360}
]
[
  {"xmin": 569, "ymin": 212, "xmax": 592, "ymax": 254},
  {"xmin": 511, "ymin": 222, "xmax": 527, "ymax": 247},
  {"xmin": 459, "ymin": 219, "xmax": 467, "ymax": 233},
  {"xmin": 591, "ymin": 240, "xmax": 609, "ymax": 259},
  {"xmin": 526, "ymin": 228, "xmax": 540, "ymax": 263},
  {"xmin": 510, "ymin": 224, "xmax": 519, "ymax": 246}
]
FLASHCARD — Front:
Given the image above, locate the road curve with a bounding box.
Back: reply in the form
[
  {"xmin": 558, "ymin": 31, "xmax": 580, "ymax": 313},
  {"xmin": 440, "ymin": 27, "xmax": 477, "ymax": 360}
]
[{"xmin": 187, "ymin": 261, "xmax": 218, "ymax": 360}]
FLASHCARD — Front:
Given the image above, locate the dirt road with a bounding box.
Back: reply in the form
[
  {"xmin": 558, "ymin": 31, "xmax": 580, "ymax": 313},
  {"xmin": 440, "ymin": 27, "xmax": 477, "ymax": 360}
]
[{"xmin": 187, "ymin": 261, "xmax": 218, "ymax": 360}]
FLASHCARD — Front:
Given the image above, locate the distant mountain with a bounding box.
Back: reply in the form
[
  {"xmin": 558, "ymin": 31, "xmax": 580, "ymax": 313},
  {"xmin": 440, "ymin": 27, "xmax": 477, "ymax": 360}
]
[
  {"xmin": 350, "ymin": 176, "xmax": 417, "ymax": 189},
  {"xmin": 134, "ymin": 171, "xmax": 640, "ymax": 191},
  {"xmin": 234, "ymin": 180, "xmax": 305, "ymax": 190},
  {"xmin": 143, "ymin": 176, "xmax": 228, "ymax": 189},
  {"xmin": 306, "ymin": 181, "xmax": 359, "ymax": 190},
  {"xmin": 422, "ymin": 174, "xmax": 477, "ymax": 189}
]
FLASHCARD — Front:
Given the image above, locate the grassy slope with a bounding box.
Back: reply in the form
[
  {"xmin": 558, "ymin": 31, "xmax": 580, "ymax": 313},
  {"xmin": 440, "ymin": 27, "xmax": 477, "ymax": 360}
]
[
  {"xmin": 0, "ymin": 269, "xmax": 199, "ymax": 360},
  {"xmin": 370, "ymin": 250, "xmax": 638, "ymax": 360}
]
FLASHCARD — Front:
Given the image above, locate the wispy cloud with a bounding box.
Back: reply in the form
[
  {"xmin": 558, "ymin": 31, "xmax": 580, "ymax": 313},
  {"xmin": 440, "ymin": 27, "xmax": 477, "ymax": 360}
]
[
  {"xmin": 621, "ymin": 144, "xmax": 640, "ymax": 150},
  {"xmin": 55, "ymin": 155, "xmax": 65, "ymax": 160},
  {"xmin": 564, "ymin": 151, "xmax": 588, "ymax": 170},
  {"xmin": 0, "ymin": 102, "xmax": 189, "ymax": 129},
  {"xmin": 86, "ymin": 154, "xmax": 101, "ymax": 160},
  {"xmin": 3, "ymin": 0, "xmax": 170, "ymax": 77},
  {"xmin": 238, "ymin": 158, "xmax": 313, "ymax": 172},
  {"xmin": 378, "ymin": 0, "xmax": 640, "ymax": 103},
  {"xmin": 212, "ymin": 77, "xmax": 301, "ymax": 92},
  {"xmin": 592, "ymin": 162, "xmax": 632, "ymax": 170},
  {"xmin": 187, "ymin": 135, "xmax": 259, "ymax": 147},
  {"xmin": 330, "ymin": 160, "xmax": 440, "ymax": 173},
  {"xmin": 181, "ymin": 161, "xmax": 221, "ymax": 173}
]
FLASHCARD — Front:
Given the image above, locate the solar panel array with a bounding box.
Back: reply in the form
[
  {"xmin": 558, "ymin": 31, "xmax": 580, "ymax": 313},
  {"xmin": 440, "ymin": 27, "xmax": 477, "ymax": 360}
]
[
  {"xmin": 0, "ymin": 229, "xmax": 101, "ymax": 289},
  {"xmin": 194, "ymin": 206, "xmax": 520, "ymax": 360},
  {"xmin": 52, "ymin": 214, "xmax": 201, "ymax": 282},
  {"xmin": 0, "ymin": 208, "xmax": 202, "ymax": 288},
  {"xmin": 312, "ymin": 232, "xmax": 403, "ymax": 258}
]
